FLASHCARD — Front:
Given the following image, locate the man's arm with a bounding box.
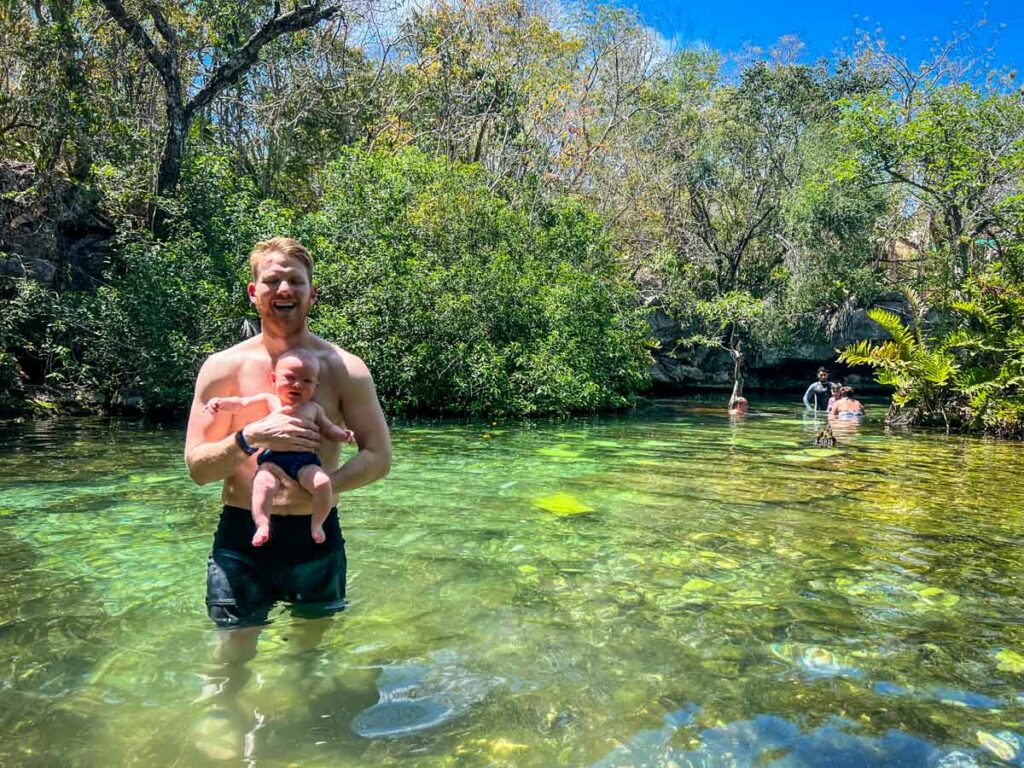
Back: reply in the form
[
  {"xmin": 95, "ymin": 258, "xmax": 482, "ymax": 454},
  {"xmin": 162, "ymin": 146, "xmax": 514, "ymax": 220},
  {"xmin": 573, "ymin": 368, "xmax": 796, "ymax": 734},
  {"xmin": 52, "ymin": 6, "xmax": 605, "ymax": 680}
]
[
  {"xmin": 184, "ymin": 354, "xmax": 321, "ymax": 486},
  {"xmin": 312, "ymin": 404, "xmax": 356, "ymax": 444},
  {"xmin": 803, "ymin": 383, "xmax": 815, "ymax": 410},
  {"xmin": 331, "ymin": 356, "xmax": 391, "ymax": 493}
]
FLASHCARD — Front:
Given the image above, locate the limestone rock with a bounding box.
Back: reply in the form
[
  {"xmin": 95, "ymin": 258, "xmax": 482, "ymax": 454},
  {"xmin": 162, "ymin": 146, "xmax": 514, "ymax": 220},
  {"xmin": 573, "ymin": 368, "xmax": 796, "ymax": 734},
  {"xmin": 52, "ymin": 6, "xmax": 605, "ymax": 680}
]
[
  {"xmin": 0, "ymin": 160, "xmax": 115, "ymax": 289},
  {"xmin": 647, "ymin": 295, "xmax": 915, "ymax": 394}
]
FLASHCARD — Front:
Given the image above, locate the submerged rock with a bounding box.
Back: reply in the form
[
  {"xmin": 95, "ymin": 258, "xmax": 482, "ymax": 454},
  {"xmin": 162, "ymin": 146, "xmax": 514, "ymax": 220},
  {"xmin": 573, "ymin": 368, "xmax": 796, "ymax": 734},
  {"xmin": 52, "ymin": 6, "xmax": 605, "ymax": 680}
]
[{"xmin": 351, "ymin": 651, "xmax": 502, "ymax": 739}]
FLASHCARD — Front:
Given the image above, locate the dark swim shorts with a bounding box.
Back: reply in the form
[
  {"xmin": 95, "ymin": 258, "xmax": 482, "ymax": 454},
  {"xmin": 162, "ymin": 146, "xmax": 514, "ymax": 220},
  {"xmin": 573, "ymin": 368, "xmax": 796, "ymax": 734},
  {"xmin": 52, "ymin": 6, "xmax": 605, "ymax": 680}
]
[
  {"xmin": 257, "ymin": 449, "xmax": 322, "ymax": 482},
  {"xmin": 206, "ymin": 505, "xmax": 346, "ymax": 628}
]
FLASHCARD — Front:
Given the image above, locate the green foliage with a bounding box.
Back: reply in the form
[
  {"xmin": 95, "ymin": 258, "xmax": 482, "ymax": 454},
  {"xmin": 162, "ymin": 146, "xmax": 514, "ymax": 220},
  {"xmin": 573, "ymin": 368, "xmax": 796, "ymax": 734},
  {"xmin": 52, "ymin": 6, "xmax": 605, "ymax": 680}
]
[
  {"xmin": 838, "ymin": 300, "xmax": 957, "ymax": 421},
  {"xmin": 1, "ymin": 147, "xmax": 650, "ymax": 417},
  {"xmin": 0, "ymin": 147, "xmax": 290, "ymax": 412},
  {"xmin": 835, "ymin": 85, "xmax": 1024, "ymax": 291},
  {"xmin": 840, "ymin": 272, "xmax": 1024, "ymax": 434},
  {"xmin": 299, "ymin": 148, "xmax": 651, "ymax": 416},
  {"xmin": 4, "ymin": 1, "xmax": 1024, "ymax": 430}
]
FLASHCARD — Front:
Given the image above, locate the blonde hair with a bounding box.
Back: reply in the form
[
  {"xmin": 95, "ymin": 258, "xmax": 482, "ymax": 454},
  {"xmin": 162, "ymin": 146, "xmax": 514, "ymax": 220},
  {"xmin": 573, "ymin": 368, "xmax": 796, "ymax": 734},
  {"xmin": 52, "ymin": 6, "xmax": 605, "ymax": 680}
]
[{"xmin": 249, "ymin": 237, "xmax": 314, "ymax": 281}]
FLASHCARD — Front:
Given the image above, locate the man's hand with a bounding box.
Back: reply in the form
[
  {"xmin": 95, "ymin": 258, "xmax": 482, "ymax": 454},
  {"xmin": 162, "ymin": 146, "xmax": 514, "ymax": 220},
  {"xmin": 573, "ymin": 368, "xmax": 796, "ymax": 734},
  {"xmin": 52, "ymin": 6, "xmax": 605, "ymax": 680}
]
[{"xmin": 244, "ymin": 409, "xmax": 321, "ymax": 452}]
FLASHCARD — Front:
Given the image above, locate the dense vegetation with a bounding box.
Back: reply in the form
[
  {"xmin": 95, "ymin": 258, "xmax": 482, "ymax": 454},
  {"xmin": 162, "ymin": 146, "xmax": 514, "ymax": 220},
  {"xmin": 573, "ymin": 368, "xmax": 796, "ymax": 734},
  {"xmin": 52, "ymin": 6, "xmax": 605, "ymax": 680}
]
[{"xmin": 1, "ymin": 1, "xmax": 1022, "ymax": 428}]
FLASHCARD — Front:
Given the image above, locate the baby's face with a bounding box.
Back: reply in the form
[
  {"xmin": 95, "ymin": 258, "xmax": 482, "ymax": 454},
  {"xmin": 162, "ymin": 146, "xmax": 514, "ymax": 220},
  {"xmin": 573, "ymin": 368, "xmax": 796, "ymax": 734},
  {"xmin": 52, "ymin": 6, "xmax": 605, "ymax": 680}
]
[{"xmin": 273, "ymin": 357, "xmax": 318, "ymax": 406}]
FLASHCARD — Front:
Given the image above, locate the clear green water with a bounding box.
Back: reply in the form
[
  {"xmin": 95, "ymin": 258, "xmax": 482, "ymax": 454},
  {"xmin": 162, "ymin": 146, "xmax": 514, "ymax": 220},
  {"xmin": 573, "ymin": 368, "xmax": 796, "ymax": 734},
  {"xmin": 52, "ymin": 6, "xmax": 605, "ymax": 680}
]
[{"xmin": 3, "ymin": 400, "xmax": 1024, "ymax": 767}]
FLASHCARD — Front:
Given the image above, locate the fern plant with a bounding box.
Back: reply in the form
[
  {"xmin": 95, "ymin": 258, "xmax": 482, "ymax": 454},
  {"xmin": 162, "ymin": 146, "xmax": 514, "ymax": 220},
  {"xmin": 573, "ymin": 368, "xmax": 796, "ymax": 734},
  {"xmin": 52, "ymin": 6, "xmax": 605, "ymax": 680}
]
[
  {"xmin": 943, "ymin": 276, "xmax": 1024, "ymax": 434},
  {"xmin": 840, "ymin": 273, "xmax": 1024, "ymax": 434},
  {"xmin": 839, "ymin": 301, "xmax": 958, "ymax": 426}
]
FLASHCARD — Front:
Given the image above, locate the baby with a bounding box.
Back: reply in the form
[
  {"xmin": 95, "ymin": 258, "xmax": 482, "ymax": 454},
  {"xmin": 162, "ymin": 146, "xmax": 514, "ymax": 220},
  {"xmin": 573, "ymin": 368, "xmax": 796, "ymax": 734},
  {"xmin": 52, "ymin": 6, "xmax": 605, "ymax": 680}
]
[{"xmin": 204, "ymin": 349, "xmax": 355, "ymax": 547}]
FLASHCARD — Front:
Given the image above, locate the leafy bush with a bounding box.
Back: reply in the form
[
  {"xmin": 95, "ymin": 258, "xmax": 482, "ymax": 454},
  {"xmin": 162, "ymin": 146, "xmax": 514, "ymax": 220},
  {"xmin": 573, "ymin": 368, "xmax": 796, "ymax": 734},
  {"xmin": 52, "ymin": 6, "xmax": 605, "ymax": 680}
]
[
  {"xmin": 2, "ymin": 147, "xmax": 651, "ymax": 417},
  {"xmin": 0, "ymin": 148, "xmax": 286, "ymax": 413},
  {"xmin": 839, "ymin": 272, "xmax": 1024, "ymax": 435},
  {"xmin": 299, "ymin": 148, "xmax": 652, "ymax": 416}
]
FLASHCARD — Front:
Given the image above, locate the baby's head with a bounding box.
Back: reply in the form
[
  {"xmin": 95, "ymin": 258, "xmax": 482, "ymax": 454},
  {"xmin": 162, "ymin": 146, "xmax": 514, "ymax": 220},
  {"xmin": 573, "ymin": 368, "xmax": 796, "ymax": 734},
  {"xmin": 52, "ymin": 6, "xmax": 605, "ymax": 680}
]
[{"xmin": 271, "ymin": 349, "xmax": 320, "ymax": 406}]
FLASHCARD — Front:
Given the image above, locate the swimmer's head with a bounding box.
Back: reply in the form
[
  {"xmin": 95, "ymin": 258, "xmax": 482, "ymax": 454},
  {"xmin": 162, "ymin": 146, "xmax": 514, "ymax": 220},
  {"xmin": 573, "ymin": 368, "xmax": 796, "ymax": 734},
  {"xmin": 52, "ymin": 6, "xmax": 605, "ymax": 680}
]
[
  {"xmin": 271, "ymin": 348, "xmax": 320, "ymax": 406},
  {"xmin": 729, "ymin": 396, "xmax": 748, "ymax": 412}
]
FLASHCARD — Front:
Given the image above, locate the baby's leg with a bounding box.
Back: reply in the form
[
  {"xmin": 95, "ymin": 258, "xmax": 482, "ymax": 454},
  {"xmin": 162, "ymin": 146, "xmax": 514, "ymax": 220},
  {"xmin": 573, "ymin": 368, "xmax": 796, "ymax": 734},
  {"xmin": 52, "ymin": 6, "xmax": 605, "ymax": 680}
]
[
  {"xmin": 250, "ymin": 467, "xmax": 280, "ymax": 547},
  {"xmin": 297, "ymin": 465, "xmax": 334, "ymax": 544}
]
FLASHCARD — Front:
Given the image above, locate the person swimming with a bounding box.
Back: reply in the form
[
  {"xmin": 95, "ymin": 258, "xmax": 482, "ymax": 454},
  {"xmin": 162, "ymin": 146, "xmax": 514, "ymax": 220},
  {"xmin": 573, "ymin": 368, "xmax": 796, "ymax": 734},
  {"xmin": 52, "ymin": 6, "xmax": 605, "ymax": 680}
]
[
  {"xmin": 830, "ymin": 386, "xmax": 864, "ymax": 419},
  {"xmin": 827, "ymin": 381, "xmax": 842, "ymax": 412}
]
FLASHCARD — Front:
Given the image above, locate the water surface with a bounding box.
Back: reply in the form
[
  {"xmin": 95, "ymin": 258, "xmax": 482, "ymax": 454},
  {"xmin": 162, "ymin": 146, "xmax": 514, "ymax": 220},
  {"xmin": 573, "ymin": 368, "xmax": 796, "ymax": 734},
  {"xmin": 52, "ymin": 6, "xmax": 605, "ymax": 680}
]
[{"xmin": 2, "ymin": 400, "xmax": 1024, "ymax": 766}]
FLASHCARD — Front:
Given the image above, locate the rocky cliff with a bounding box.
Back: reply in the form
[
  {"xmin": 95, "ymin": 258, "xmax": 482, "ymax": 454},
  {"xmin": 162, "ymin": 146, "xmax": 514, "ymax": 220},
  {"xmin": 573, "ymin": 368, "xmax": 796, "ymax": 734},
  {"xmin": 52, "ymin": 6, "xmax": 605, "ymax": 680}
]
[
  {"xmin": 0, "ymin": 161, "xmax": 115, "ymax": 289},
  {"xmin": 648, "ymin": 294, "xmax": 910, "ymax": 394}
]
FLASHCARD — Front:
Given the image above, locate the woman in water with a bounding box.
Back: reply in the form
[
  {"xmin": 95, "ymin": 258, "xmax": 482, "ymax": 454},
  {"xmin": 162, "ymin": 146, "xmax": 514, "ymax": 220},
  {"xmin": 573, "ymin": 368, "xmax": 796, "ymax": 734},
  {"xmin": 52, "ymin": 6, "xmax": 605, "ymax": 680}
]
[{"xmin": 830, "ymin": 386, "xmax": 864, "ymax": 418}]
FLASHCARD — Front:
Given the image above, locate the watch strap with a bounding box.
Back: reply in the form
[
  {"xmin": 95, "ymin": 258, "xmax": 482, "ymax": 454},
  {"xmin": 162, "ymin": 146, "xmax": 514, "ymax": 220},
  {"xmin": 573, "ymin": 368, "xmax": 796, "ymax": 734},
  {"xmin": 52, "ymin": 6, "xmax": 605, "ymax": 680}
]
[{"xmin": 235, "ymin": 429, "xmax": 258, "ymax": 456}]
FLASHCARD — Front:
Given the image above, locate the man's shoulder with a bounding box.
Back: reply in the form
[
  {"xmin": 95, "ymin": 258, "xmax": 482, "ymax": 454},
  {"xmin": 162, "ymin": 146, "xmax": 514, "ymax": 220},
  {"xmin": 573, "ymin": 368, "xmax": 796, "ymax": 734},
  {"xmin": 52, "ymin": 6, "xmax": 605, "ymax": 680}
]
[
  {"xmin": 311, "ymin": 337, "xmax": 371, "ymax": 381},
  {"xmin": 199, "ymin": 338, "xmax": 264, "ymax": 378}
]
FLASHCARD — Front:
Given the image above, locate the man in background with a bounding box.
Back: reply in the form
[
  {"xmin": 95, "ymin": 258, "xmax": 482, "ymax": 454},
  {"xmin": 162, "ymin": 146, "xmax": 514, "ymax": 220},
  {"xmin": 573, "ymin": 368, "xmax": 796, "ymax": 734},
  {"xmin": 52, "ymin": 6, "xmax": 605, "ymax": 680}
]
[{"xmin": 803, "ymin": 366, "xmax": 831, "ymax": 412}]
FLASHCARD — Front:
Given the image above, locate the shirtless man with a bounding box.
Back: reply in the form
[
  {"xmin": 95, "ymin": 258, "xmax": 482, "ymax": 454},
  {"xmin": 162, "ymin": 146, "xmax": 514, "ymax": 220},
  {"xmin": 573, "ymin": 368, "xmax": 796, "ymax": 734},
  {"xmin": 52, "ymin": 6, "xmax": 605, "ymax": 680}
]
[{"xmin": 184, "ymin": 237, "xmax": 391, "ymax": 650}]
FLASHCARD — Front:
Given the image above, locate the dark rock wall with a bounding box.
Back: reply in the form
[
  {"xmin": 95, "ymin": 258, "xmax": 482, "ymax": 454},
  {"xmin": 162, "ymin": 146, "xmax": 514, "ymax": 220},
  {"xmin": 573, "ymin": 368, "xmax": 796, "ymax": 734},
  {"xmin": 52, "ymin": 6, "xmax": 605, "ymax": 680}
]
[
  {"xmin": 0, "ymin": 161, "xmax": 115, "ymax": 289},
  {"xmin": 649, "ymin": 293, "xmax": 911, "ymax": 395}
]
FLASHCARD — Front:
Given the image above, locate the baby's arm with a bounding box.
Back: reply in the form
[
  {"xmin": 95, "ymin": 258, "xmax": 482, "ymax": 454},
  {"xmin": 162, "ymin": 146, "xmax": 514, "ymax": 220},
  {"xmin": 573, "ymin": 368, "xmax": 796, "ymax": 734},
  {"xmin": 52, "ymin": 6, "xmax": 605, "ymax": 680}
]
[
  {"xmin": 312, "ymin": 403, "xmax": 356, "ymax": 444},
  {"xmin": 204, "ymin": 393, "xmax": 278, "ymax": 414}
]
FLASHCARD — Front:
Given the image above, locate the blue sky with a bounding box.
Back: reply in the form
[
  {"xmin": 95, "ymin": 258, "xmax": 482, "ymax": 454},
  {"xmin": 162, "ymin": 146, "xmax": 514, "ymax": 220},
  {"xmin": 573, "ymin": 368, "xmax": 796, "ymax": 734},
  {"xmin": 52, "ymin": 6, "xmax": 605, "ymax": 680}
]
[{"xmin": 626, "ymin": 0, "xmax": 1023, "ymax": 74}]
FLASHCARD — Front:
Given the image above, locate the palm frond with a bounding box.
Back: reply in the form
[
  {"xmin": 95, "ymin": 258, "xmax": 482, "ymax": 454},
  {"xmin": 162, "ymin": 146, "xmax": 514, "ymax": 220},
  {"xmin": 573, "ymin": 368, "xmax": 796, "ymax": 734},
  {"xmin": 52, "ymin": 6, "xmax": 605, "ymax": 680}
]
[
  {"xmin": 904, "ymin": 288, "xmax": 928, "ymax": 321},
  {"xmin": 838, "ymin": 339, "xmax": 903, "ymax": 367},
  {"xmin": 915, "ymin": 352, "xmax": 957, "ymax": 385},
  {"xmin": 865, "ymin": 308, "xmax": 917, "ymax": 354},
  {"xmin": 956, "ymin": 366, "xmax": 998, "ymax": 393},
  {"xmin": 950, "ymin": 300, "xmax": 1007, "ymax": 330},
  {"xmin": 943, "ymin": 329, "xmax": 1004, "ymax": 353}
]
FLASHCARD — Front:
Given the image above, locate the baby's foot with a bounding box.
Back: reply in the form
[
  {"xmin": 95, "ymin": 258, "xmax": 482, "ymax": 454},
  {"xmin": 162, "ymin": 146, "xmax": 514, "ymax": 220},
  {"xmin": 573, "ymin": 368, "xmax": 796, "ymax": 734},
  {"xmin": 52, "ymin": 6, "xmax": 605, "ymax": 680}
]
[
  {"xmin": 311, "ymin": 524, "xmax": 325, "ymax": 544},
  {"xmin": 252, "ymin": 526, "xmax": 270, "ymax": 547}
]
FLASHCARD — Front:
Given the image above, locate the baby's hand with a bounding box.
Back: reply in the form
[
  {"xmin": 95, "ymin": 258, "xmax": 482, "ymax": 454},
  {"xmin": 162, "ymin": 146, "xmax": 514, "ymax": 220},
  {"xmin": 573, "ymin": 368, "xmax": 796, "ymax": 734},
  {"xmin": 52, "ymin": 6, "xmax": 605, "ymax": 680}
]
[
  {"xmin": 326, "ymin": 426, "xmax": 356, "ymax": 443},
  {"xmin": 204, "ymin": 397, "xmax": 239, "ymax": 414}
]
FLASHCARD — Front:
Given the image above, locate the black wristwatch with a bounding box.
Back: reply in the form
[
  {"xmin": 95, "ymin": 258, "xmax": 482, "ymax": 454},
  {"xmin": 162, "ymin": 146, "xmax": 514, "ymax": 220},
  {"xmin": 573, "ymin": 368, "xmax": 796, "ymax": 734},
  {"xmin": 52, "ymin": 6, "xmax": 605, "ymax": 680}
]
[{"xmin": 235, "ymin": 429, "xmax": 258, "ymax": 456}]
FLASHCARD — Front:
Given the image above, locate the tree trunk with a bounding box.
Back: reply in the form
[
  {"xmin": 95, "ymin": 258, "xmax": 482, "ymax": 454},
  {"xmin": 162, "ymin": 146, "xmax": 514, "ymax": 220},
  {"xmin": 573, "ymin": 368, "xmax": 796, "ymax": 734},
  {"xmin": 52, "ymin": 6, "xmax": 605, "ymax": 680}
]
[
  {"xmin": 729, "ymin": 339, "xmax": 744, "ymax": 405},
  {"xmin": 156, "ymin": 124, "xmax": 186, "ymax": 198}
]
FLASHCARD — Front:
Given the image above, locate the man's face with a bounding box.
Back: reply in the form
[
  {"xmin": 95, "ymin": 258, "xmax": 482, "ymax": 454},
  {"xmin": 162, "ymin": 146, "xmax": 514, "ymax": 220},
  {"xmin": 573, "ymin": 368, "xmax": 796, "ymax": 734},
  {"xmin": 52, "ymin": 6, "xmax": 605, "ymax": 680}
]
[
  {"xmin": 818, "ymin": 370, "xmax": 828, "ymax": 383},
  {"xmin": 248, "ymin": 251, "xmax": 317, "ymax": 333}
]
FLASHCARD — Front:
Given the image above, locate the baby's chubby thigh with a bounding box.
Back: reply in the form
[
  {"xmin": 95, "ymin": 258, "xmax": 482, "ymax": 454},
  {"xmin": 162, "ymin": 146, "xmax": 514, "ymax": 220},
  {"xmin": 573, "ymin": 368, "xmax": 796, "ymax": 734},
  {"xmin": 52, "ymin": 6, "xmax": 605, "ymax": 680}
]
[
  {"xmin": 253, "ymin": 462, "xmax": 289, "ymax": 491},
  {"xmin": 296, "ymin": 463, "xmax": 332, "ymax": 495}
]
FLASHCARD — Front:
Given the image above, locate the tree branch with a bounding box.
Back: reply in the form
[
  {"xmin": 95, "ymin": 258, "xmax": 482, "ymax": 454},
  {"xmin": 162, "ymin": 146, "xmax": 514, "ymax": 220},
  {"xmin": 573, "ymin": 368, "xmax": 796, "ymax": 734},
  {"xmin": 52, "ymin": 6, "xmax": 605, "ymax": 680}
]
[
  {"xmin": 187, "ymin": 3, "xmax": 344, "ymax": 118},
  {"xmin": 98, "ymin": 0, "xmax": 169, "ymax": 80},
  {"xmin": 146, "ymin": 2, "xmax": 178, "ymax": 48}
]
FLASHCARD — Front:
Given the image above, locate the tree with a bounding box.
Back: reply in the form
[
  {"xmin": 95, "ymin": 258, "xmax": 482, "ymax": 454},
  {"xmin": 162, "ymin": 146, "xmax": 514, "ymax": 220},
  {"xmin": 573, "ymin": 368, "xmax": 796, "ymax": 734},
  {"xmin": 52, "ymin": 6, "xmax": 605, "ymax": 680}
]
[
  {"xmin": 835, "ymin": 83, "xmax": 1024, "ymax": 291},
  {"xmin": 97, "ymin": 0, "xmax": 344, "ymax": 222},
  {"xmin": 681, "ymin": 291, "xmax": 764, "ymax": 406}
]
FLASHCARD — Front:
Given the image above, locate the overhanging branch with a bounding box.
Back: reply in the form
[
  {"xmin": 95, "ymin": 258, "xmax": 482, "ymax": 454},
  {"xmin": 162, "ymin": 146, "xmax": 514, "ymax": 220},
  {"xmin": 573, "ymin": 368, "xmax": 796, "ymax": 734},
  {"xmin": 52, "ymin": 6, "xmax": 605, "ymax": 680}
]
[
  {"xmin": 187, "ymin": 3, "xmax": 344, "ymax": 118},
  {"xmin": 98, "ymin": 0, "xmax": 169, "ymax": 80}
]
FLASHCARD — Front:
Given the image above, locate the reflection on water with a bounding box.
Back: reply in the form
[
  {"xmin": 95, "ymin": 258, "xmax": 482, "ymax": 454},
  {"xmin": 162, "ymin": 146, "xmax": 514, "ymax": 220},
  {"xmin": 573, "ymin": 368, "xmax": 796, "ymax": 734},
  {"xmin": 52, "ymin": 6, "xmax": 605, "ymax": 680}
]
[{"xmin": 2, "ymin": 401, "xmax": 1024, "ymax": 766}]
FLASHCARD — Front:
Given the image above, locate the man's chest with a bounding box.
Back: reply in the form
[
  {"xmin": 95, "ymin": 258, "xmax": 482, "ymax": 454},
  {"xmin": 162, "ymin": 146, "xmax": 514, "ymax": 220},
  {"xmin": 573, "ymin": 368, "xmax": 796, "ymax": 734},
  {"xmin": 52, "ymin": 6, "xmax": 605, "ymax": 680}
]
[{"xmin": 235, "ymin": 368, "xmax": 342, "ymax": 422}]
